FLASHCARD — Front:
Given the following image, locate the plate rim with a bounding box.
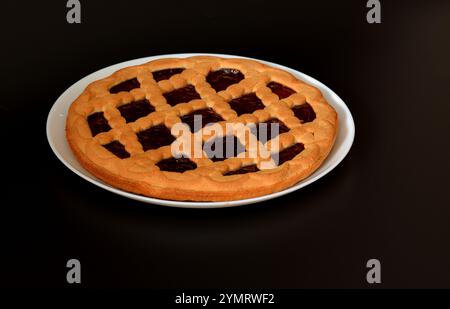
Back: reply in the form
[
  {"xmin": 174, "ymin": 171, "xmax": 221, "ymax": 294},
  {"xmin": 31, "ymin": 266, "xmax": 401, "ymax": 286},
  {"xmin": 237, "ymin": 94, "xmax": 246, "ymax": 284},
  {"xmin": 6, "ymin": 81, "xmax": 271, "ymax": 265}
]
[{"xmin": 46, "ymin": 53, "xmax": 355, "ymax": 209}]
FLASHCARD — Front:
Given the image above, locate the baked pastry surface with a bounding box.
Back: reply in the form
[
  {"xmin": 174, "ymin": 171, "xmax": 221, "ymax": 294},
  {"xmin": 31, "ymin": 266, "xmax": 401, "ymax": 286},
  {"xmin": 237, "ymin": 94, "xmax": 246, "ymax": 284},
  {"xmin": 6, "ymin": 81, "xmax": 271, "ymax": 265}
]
[{"xmin": 66, "ymin": 56, "xmax": 338, "ymax": 201}]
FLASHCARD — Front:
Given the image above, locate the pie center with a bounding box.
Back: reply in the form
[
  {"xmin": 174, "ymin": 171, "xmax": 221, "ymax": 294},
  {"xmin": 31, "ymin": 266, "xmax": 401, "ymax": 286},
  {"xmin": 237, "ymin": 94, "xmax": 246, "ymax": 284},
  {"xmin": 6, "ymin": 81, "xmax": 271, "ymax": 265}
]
[
  {"xmin": 206, "ymin": 68, "xmax": 244, "ymax": 92},
  {"xmin": 163, "ymin": 85, "xmax": 201, "ymax": 106}
]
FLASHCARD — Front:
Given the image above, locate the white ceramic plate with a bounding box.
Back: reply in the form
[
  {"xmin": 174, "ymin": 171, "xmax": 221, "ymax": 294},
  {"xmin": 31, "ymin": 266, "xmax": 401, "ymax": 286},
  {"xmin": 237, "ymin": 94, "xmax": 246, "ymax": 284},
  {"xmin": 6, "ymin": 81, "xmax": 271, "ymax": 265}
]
[{"xmin": 46, "ymin": 53, "xmax": 355, "ymax": 208}]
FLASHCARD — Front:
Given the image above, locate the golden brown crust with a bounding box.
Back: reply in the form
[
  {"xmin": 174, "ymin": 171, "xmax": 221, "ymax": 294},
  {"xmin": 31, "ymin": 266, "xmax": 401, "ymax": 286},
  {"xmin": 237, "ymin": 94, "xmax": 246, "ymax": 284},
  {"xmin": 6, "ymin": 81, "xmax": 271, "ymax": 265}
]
[{"xmin": 66, "ymin": 56, "xmax": 338, "ymax": 201}]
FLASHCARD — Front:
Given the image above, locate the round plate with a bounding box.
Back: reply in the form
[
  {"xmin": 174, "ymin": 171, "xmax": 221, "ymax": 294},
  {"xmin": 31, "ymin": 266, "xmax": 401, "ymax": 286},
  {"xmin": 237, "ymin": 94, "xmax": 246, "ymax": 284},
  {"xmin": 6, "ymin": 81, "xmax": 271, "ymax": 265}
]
[{"xmin": 46, "ymin": 53, "xmax": 355, "ymax": 208}]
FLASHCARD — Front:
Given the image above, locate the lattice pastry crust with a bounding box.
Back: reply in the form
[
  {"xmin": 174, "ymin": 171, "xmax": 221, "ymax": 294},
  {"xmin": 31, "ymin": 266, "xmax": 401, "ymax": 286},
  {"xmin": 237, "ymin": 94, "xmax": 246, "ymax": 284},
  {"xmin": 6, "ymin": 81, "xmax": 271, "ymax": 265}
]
[{"xmin": 66, "ymin": 56, "xmax": 338, "ymax": 201}]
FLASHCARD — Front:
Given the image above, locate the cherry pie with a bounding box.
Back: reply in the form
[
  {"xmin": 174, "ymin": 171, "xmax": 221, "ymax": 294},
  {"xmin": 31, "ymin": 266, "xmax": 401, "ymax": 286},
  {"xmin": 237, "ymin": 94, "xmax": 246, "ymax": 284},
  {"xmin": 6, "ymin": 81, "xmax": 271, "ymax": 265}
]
[{"xmin": 66, "ymin": 56, "xmax": 338, "ymax": 201}]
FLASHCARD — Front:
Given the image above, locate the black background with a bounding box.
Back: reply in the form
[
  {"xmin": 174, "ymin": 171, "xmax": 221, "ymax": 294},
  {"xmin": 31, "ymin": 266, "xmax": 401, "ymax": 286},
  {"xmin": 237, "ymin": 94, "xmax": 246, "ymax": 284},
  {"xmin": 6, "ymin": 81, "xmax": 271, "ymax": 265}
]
[{"xmin": 1, "ymin": 0, "xmax": 450, "ymax": 289}]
